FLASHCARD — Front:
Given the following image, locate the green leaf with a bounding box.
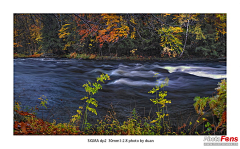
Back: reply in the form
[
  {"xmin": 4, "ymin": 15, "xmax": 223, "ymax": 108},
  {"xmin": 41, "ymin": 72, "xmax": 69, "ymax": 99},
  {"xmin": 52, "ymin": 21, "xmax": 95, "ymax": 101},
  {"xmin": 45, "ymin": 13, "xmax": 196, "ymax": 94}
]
[{"xmin": 207, "ymin": 127, "xmax": 212, "ymax": 131}]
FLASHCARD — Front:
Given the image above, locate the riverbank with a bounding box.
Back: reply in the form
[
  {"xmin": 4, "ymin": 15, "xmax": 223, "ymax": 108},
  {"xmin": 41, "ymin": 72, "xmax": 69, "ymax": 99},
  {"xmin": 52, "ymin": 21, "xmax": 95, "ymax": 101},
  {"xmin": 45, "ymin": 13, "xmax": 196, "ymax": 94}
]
[
  {"xmin": 14, "ymin": 52, "xmax": 226, "ymax": 62},
  {"xmin": 14, "ymin": 103, "xmax": 225, "ymax": 135}
]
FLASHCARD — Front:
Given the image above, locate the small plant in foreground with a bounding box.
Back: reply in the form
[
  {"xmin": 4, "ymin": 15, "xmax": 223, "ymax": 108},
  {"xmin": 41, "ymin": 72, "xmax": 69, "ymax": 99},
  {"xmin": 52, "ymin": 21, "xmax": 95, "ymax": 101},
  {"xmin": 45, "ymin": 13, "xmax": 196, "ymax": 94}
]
[
  {"xmin": 38, "ymin": 95, "xmax": 48, "ymax": 109},
  {"xmin": 148, "ymin": 74, "xmax": 171, "ymax": 133},
  {"xmin": 71, "ymin": 73, "xmax": 110, "ymax": 131},
  {"xmin": 14, "ymin": 101, "xmax": 21, "ymax": 111}
]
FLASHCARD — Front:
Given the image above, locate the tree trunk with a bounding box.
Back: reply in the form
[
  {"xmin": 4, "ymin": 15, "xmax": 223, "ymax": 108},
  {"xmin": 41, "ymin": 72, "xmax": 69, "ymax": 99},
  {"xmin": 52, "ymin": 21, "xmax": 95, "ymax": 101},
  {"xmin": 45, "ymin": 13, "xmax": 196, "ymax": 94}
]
[
  {"xmin": 98, "ymin": 46, "xmax": 100, "ymax": 56},
  {"xmin": 34, "ymin": 43, "xmax": 37, "ymax": 53},
  {"xmin": 28, "ymin": 43, "xmax": 31, "ymax": 55},
  {"xmin": 179, "ymin": 19, "xmax": 189, "ymax": 58}
]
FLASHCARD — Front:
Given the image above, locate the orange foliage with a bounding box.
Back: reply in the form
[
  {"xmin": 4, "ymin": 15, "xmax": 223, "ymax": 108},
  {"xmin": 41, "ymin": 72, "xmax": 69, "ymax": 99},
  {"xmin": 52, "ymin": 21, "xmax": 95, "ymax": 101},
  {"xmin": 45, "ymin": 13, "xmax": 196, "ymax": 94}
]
[
  {"xmin": 96, "ymin": 14, "xmax": 129, "ymax": 48},
  {"xmin": 178, "ymin": 123, "xmax": 187, "ymax": 131},
  {"xmin": 28, "ymin": 52, "xmax": 43, "ymax": 58},
  {"xmin": 14, "ymin": 110, "xmax": 81, "ymax": 135},
  {"xmin": 89, "ymin": 54, "xmax": 97, "ymax": 59},
  {"xmin": 14, "ymin": 42, "xmax": 23, "ymax": 48},
  {"xmin": 69, "ymin": 52, "xmax": 77, "ymax": 58},
  {"xmin": 74, "ymin": 14, "xmax": 99, "ymax": 43},
  {"xmin": 16, "ymin": 110, "xmax": 36, "ymax": 117},
  {"xmin": 216, "ymin": 111, "xmax": 226, "ymax": 131},
  {"xmin": 74, "ymin": 14, "xmax": 129, "ymax": 48}
]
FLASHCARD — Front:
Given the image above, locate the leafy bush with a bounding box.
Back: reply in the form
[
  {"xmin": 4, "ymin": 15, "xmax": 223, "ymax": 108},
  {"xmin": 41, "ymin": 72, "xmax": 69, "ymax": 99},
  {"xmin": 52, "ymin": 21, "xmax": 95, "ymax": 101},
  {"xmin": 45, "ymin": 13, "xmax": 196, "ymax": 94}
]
[
  {"xmin": 14, "ymin": 53, "xmax": 28, "ymax": 58},
  {"xmin": 193, "ymin": 79, "xmax": 226, "ymax": 132},
  {"xmin": 89, "ymin": 54, "xmax": 97, "ymax": 59}
]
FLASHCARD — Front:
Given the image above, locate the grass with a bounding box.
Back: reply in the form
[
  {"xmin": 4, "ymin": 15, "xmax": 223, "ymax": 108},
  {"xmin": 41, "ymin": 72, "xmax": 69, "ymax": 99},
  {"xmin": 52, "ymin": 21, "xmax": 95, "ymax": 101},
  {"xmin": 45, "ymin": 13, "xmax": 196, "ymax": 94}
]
[
  {"xmin": 14, "ymin": 52, "xmax": 44, "ymax": 58},
  {"xmin": 65, "ymin": 52, "xmax": 183, "ymax": 61},
  {"xmin": 14, "ymin": 51, "xmax": 222, "ymax": 62}
]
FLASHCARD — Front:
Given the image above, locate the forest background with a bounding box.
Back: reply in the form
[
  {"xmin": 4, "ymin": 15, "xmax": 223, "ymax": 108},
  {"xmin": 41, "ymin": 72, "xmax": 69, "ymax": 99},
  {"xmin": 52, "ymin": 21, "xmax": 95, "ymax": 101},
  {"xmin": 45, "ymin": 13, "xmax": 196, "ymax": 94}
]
[{"xmin": 14, "ymin": 13, "xmax": 226, "ymax": 60}]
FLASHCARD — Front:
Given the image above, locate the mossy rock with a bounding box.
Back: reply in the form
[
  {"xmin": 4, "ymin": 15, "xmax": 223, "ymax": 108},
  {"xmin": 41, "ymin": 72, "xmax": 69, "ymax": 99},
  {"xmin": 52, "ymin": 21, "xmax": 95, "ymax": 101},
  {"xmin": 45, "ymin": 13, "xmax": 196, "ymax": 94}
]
[{"xmin": 14, "ymin": 112, "xmax": 26, "ymax": 122}]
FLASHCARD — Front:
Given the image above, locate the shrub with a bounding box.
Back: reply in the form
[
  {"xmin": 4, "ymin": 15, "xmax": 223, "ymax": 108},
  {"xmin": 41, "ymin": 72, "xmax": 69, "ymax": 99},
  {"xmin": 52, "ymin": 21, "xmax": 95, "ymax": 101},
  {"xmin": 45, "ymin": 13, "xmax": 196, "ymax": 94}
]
[
  {"xmin": 28, "ymin": 52, "xmax": 43, "ymax": 58},
  {"xmin": 148, "ymin": 74, "xmax": 171, "ymax": 133},
  {"xmin": 193, "ymin": 79, "xmax": 226, "ymax": 132},
  {"xmin": 89, "ymin": 54, "xmax": 97, "ymax": 59}
]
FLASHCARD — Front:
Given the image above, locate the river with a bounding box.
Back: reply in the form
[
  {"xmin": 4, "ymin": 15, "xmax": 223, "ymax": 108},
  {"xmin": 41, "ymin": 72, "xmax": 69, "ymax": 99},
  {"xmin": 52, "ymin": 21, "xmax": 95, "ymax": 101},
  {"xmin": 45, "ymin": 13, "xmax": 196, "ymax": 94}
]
[{"xmin": 14, "ymin": 58, "xmax": 226, "ymax": 125}]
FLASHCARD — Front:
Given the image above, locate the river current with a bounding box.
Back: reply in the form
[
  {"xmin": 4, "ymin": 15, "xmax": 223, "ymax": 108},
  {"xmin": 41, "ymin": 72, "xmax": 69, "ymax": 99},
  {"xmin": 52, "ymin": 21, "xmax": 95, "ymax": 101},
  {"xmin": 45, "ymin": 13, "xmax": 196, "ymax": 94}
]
[{"xmin": 14, "ymin": 58, "xmax": 226, "ymax": 124}]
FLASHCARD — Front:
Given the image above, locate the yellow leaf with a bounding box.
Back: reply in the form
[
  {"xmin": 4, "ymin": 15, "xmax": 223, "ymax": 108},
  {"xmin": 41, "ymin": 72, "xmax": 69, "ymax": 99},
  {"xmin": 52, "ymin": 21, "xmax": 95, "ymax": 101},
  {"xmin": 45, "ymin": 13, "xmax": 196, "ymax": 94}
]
[
  {"xmin": 150, "ymin": 119, "xmax": 158, "ymax": 123},
  {"xmin": 202, "ymin": 118, "xmax": 208, "ymax": 121},
  {"xmin": 81, "ymin": 96, "xmax": 88, "ymax": 100}
]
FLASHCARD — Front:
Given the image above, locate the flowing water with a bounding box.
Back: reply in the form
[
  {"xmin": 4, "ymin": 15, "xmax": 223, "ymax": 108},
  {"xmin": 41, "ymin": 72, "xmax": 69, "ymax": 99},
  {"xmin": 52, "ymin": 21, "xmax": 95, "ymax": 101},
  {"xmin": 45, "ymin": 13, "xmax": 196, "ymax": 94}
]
[{"xmin": 14, "ymin": 58, "xmax": 226, "ymax": 124}]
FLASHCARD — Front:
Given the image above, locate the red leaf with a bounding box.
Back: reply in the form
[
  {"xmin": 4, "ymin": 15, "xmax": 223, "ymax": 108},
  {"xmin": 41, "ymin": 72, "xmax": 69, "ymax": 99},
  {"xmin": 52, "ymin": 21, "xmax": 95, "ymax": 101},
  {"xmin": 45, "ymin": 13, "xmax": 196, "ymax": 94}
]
[{"xmin": 20, "ymin": 122, "xmax": 27, "ymax": 134}]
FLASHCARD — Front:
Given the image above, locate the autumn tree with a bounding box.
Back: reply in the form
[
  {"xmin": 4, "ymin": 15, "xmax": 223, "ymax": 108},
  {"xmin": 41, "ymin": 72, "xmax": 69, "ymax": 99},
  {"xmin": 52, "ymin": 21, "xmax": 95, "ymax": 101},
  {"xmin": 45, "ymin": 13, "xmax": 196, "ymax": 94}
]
[
  {"xmin": 184, "ymin": 14, "xmax": 226, "ymax": 57},
  {"xmin": 96, "ymin": 14, "xmax": 130, "ymax": 56},
  {"xmin": 14, "ymin": 14, "xmax": 43, "ymax": 55}
]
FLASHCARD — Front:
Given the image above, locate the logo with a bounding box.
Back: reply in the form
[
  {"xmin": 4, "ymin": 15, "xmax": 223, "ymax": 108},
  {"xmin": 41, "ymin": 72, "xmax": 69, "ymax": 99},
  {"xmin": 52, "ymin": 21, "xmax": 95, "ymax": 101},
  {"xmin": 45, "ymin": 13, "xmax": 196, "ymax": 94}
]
[{"xmin": 203, "ymin": 136, "xmax": 238, "ymax": 146}]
